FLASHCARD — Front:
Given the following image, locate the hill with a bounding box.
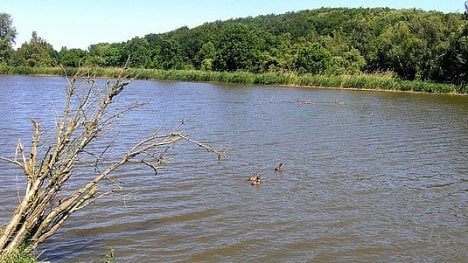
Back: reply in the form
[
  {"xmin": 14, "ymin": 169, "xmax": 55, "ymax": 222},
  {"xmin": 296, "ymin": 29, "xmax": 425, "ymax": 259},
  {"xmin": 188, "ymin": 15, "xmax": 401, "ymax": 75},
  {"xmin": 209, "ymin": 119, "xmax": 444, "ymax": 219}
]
[{"xmin": 2, "ymin": 7, "xmax": 468, "ymax": 86}]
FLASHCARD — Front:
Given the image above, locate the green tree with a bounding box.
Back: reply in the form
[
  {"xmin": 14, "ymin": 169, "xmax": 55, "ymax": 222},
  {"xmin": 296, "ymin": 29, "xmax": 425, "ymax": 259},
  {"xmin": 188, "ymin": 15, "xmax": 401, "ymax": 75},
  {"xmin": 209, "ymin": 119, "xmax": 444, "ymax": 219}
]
[
  {"xmin": 86, "ymin": 43, "xmax": 123, "ymax": 67},
  {"xmin": 123, "ymin": 37, "xmax": 151, "ymax": 68},
  {"xmin": 12, "ymin": 31, "xmax": 57, "ymax": 67},
  {"xmin": 195, "ymin": 41, "xmax": 216, "ymax": 70},
  {"xmin": 0, "ymin": 13, "xmax": 17, "ymax": 63},
  {"xmin": 151, "ymin": 38, "xmax": 185, "ymax": 70},
  {"xmin": 327, "ymin": 49, "xmax": 366, "ymax": 75},
  {"xmin": 410, "ymin": 12, "xmax": 447, "ymax": 80},
  {"xmin": 169, "ymin": 26, "xmax": 203, "ymax": 68},
  {"xmin": 270, "ymin": 33, "xmax": 295, "ymax": 71},
  {"xmin": 377, "ymin": 22, "xmax": 425, "ymax": 80},
  {"xmin": 441, "ymin": 23, "xmax": 468, "ymax": 86},
  {"xmin": 213, "ymin": 23, "xmax": 260, "ymax": 72},
  {"xmin": 465, "ymin": 1, "xmax": 468, "ymax": 19},
  {"xmin": 293, "ymin": 42, "xmax": 331, "ymax": 74},
  {"xmin": 59, "ymin": 47, "xmax": 88, "ymax": 67}
]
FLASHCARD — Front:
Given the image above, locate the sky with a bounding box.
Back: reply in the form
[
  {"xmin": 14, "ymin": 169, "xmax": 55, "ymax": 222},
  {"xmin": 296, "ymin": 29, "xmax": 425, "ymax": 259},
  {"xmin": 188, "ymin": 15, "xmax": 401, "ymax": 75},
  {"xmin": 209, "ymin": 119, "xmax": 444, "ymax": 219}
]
[{"xmin": 0, "ymin": 0, "xmax": 465, "ymax": 50}]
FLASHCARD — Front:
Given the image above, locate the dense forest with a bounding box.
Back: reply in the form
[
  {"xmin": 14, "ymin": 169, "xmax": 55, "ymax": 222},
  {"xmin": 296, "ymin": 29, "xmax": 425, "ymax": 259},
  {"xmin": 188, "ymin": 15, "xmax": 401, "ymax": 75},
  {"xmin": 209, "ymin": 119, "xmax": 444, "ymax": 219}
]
[{"xmin": 1, "ymin": 7, "xmax": 467, "ymax": 86}]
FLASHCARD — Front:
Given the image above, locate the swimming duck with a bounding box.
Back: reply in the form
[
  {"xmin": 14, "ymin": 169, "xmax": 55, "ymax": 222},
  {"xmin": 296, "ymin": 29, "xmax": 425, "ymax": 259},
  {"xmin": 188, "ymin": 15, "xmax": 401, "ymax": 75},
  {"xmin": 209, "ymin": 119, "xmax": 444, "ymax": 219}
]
[
  {"xmin": 247, "ymin": 173, "xmax": 262, "ymax": 185},
  {"xmin": 250, "ymin": 177, "xmax": 262, "ymax": 185},
  {"xmin": 274, "ymin": 163, "xmax": 283, "ymax": 172},
  {"xmin": 335, "ymin": 99, "xmax": 344, "ymax": 105}
]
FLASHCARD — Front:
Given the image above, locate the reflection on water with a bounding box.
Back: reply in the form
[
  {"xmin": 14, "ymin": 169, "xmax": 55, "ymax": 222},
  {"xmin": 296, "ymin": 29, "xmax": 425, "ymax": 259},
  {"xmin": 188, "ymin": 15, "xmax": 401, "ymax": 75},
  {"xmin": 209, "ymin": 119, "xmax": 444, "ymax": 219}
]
[{"xmin": 0, "ymin": 76, "xmax": 467, "ymax": 262}]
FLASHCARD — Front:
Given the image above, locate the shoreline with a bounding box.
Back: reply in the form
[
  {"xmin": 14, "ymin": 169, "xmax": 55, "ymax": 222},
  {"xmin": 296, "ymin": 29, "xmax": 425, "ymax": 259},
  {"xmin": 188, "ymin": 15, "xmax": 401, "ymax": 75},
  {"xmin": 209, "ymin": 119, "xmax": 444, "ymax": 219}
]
[
  {"xmin": 276, "ymin": 83, "xmax": 467, "ymax": 96},
  {"xmin": 0, "ymin": 66, "xmax": 466, "ymax": 95}
]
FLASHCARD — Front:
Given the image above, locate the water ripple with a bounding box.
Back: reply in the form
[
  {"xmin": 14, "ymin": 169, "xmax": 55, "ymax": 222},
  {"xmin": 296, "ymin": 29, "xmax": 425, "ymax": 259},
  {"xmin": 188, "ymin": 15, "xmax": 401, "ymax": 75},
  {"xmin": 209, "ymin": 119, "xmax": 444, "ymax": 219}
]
[{"xmin": 0, "ymin": 77, "xmax": 466, "ymax": 262}]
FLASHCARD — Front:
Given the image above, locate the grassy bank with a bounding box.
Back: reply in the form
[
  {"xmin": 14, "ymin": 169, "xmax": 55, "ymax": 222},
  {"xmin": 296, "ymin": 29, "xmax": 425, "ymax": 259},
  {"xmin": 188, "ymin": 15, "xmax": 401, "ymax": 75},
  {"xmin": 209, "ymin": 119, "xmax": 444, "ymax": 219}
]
[{"xmin": 1, "ymin": 65, "xmax": 465, "ymax": 94}]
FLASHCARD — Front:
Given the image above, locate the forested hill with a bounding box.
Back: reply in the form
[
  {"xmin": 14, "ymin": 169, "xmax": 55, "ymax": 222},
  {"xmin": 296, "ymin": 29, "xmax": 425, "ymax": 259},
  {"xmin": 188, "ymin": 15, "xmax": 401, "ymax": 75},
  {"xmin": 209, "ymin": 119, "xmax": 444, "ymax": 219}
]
[{"xmin": 2, "ymin": 8, "xmax": 468, "ymax": 85}]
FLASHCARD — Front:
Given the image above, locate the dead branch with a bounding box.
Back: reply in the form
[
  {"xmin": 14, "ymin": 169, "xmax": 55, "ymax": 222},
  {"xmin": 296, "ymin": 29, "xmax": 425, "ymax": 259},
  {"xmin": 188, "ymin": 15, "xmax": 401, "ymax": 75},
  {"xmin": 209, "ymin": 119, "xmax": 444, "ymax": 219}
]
[{"xmin": 0, "ymin": 67, "xmax": 226, "ymax": 255}]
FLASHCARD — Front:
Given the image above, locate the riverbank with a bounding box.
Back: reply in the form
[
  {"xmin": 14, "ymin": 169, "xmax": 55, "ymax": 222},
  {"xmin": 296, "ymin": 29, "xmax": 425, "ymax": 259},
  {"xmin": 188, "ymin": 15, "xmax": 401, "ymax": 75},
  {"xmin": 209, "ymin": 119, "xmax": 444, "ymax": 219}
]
[{"xmin": 0, "ymin": 65, "xmax": 465, "ymax": 94}]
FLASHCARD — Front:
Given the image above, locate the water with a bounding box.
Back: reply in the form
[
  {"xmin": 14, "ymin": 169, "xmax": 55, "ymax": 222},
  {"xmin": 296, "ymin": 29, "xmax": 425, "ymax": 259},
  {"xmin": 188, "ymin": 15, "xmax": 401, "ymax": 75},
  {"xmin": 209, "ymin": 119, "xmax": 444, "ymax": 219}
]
[{"xmin": 0, "ymin": 75, "xmax": 467, "ymax": 262}]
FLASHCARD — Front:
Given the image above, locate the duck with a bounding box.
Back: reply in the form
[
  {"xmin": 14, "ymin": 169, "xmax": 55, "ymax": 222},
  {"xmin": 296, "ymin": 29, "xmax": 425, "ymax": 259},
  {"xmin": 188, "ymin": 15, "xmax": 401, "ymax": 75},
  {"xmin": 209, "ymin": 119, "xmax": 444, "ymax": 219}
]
[
  {"xmin": 335, "ymin": 99, "xmax": 344, "ymax": 105},
  {"xmin": 274, "ymin": 163, "xmax": 284, "ymax": 172},
  {"xmin": 247, "ymin": 173, "xmax": 262, "ymax": 185},
  {"xmin": 250, "ymin": 177, "xmax": 262, "ymax": 185}
]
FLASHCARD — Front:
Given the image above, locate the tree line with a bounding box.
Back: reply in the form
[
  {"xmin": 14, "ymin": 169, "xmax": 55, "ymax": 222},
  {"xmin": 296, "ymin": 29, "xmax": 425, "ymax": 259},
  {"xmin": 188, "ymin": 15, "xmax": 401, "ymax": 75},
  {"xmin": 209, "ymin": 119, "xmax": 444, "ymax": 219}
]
[{"xmin": 1, "ymin": 7, "xmax": 467, "ymax": 85}]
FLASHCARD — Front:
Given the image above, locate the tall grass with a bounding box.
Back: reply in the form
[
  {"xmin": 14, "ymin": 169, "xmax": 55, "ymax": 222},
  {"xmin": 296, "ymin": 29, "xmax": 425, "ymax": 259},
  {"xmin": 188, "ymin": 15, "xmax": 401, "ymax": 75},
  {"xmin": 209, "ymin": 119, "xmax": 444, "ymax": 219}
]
[{"xmin": 1, "ymin": 66, "xmax": 464, "ymax": 94}]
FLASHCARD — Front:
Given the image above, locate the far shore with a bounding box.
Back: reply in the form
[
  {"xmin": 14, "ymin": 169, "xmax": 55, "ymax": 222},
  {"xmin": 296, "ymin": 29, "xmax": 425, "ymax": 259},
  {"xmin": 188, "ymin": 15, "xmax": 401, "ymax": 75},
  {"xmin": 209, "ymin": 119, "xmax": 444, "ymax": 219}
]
[{"xmin": 1, "ymin": 66, "xmax": 466, "ymax": 95}]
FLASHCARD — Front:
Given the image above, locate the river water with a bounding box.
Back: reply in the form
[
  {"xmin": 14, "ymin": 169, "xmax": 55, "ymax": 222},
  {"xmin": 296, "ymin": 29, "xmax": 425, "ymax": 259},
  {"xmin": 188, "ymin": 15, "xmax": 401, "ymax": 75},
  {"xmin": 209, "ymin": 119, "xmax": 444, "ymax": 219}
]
[{"xmin": 0, "ymin": 75, "xmax": 466, "ymax": 262}]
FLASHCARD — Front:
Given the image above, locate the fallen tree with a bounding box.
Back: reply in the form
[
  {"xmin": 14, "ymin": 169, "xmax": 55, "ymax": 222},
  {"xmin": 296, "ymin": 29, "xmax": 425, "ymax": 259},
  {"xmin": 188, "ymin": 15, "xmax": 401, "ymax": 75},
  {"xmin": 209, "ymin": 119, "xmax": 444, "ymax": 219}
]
[{"xmin": 0, "ymin": 67, "xmax": 226, "ymax": 256}]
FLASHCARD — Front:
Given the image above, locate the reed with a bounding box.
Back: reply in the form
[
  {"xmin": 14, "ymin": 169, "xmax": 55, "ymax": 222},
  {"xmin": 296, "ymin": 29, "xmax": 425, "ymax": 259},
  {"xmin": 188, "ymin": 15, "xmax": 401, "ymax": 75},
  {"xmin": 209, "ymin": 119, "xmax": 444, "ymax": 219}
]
[{"xmin": 1, "ymin": 66, "xmax": 464, "ymax": 94}]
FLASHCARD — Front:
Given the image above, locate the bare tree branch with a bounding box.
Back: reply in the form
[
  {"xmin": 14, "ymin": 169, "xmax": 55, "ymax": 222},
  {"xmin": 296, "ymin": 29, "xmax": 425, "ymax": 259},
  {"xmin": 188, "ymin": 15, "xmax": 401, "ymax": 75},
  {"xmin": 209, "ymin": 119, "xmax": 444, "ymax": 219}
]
[{"xmin": 0, "ymin": 67, "xmax": 227, "ymax": 255}]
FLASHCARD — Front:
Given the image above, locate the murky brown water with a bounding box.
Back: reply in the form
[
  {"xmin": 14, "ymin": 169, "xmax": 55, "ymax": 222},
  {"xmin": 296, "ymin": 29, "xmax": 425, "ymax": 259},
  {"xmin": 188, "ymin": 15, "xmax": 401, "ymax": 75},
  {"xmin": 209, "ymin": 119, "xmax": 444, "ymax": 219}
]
[{"xmin": 0, "ymin": 76, "xmax": 467, "ymax": 262}]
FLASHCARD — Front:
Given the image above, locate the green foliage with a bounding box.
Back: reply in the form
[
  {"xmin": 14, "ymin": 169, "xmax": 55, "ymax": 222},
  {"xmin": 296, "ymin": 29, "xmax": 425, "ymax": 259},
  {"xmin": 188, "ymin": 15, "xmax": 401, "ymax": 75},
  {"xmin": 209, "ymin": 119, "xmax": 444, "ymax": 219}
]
[
  {"xmin": 11, "ymin": 31, "xmax": 57, "ymax": 67},
  {"xmin": 0, "ymin": 63, "xmax": 8, "ymax": 74},
  {"xmin": 1, "ymin": 8, "xmax": 467, "ymax": 89},
  {"xmin": 294, "ymin": 42, "xmax": 331, "ymax": 74},
  {"xmin": 0, "ymin": 247, "xmax": 36, "ymax": 263},
  {"xmin": 123, "ymin": 37, "xmax": 151, "ymax": 68},
  {"xmin": 86, "ymin": 43, "xmax": 123, "ymax": 67},
  {"xmin": 200, "ymin": 58, "xmax": 213, "ymax": 71},
  {"xmin": 196, "ymin": 41, "xmax": 216, "ymax": 69},
  {"xmin": 441, "ymin": 23, "xmax": 468, "ymax": 85},
  {"xmin": 213, "ymin": 23, "xmax": 260, "ymax": 72},
  {"xmin": 59, "ymin": 47, "xmax": 88, "ymax": 67},
  {"xmin": 151, "ymin": 38, "xmax": 185, "ymax": 69},
  {"xmin": 2, "ymin": 65, "xmax": 462, "ymax": 94},
  {"xmin": 0, "ymin": 13, "xmax": 17, "ymax": 64}
]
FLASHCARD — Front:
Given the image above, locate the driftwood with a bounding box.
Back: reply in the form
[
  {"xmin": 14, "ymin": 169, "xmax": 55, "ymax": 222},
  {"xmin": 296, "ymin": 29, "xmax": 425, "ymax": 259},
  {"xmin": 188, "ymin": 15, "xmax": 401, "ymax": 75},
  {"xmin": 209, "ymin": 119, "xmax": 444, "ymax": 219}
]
[{"xmin": 0, "ymin": 67, "xmax": 227, "ymax": 254}]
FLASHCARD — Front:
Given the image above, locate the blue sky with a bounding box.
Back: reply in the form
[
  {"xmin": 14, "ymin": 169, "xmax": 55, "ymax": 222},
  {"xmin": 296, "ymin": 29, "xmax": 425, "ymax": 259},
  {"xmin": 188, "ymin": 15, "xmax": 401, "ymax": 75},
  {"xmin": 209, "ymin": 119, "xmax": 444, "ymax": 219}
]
[{"xmin": 0, "ymin": 0, "xmax": 465, "ymax": 50}]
